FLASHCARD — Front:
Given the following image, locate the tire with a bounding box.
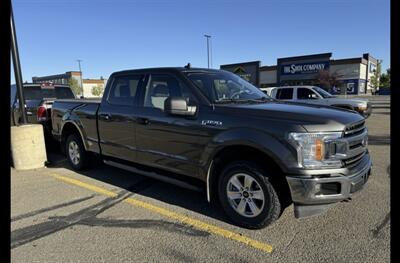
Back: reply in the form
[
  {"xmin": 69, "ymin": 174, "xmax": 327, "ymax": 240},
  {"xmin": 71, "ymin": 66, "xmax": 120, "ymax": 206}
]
[
  {"xmin": 218, "ymin": 161, "xmax": 281, "ymax": 229},
  {"xmin": 65, "ymin": 133, "xmax": 89, "ymax": 171}
]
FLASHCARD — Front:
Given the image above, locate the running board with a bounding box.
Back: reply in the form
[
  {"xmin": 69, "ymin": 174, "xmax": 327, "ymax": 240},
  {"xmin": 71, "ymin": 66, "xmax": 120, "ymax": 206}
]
[{"xmin": 103, "ymin": 160, "xmax": 203, "ymax": 192}]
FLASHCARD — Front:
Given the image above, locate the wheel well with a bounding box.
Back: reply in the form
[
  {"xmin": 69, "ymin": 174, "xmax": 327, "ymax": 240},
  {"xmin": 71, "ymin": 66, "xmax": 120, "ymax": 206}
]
[
  {"xmin": 61, "ymin": 123, "xmax": 83, "ymax": 153},
  {"xmin": 209, "ymin": 145, "xmax": 292, "ymax": 209}
]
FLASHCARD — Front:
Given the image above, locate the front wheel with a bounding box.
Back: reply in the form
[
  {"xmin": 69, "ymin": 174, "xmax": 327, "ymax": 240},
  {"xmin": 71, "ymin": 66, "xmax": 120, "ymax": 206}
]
[
  {"xmin": 218, "ymin": 161, "xmax": 281, "ymax": 229},
  {"xmin": 65, "ymin": 133, "xmax": 89, "ymax": 171}
]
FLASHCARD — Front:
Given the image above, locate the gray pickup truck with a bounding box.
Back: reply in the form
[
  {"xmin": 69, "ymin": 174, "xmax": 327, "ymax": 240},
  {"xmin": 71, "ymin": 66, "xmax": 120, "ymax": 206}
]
[
  {"xmin": 51, "ymin": 67, "xmax": 372, "ymax": 229},
  {"xmin": 261, "ymin": 85, "xmax": 372, "ymax": 118},
  {"xmin": 11, "ymin": 83, "xmax": 75, "ymax": 137}
]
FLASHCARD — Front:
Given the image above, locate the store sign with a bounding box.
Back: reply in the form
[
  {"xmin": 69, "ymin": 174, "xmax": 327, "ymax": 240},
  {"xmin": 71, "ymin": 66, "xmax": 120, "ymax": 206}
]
[
  {"xmin": 233, "ymin": 66, "xmax": 251, "ymax": 81},
  {"xmin": 220, "ymin": 61, "xmax": 260, "ymax": 86},
  {"xmin": 281, "ymin": 62, "xmax": 329, "ymax": 75}
]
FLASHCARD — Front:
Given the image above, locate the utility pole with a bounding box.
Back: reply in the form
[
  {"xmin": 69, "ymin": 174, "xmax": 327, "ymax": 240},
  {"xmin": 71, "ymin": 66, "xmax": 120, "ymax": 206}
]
[
  {"xmin": 11, "ymin": 3, "xmax": 28, "ymax": 124},
  {"xmin": 77, "ymin": 59, "xmax": 84, "ymax": 98},
  {"xmin": 204, "ymin": 34, "xmax": 211, "ymax": 68}
]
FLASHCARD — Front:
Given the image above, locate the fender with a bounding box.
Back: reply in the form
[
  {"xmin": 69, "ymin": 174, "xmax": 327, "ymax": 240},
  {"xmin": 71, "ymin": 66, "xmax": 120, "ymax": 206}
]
[
  {"xmin": 60, "ymin": 111, "xmax": 90, "ymax": 151},
  {"xmin": 201, "ymin": 128, "xmax": 299, "ymax": 202}
]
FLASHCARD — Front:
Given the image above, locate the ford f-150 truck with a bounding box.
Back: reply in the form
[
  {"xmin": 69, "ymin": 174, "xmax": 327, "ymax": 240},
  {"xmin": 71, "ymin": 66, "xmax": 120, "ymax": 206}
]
[
  {"xmin": 261, "ymin": 86, "xmax": 372, "ymax": 118},
  {"xmin": 51, "ymin": 67, "xmax": 372, "ymax": 229}
]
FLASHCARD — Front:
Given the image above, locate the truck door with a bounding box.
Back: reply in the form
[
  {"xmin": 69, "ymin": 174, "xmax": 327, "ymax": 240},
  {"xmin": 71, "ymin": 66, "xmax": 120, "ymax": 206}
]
[
  {"xmin": 275, "ymin": 87, "xmax": 294, "ymax": 101},
  {"xmin": 97, "ymin": 74, "xmax": 145, "ymax": 163},
  {"xmin": 134, "ymin": 73, "xmax": 206, "ymax": 178}
]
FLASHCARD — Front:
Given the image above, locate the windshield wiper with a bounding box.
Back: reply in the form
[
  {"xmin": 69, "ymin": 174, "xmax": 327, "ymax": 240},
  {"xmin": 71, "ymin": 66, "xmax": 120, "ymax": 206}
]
[{"xmin": 214, "ymin": 97, "xmax": 273, "ymax": 104}]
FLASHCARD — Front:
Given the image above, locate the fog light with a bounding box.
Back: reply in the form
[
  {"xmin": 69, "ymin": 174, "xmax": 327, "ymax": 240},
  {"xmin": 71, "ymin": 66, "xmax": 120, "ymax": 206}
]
[{"xmin": 315, "ymin": 183, "xmax": 341, "ymax": 195}]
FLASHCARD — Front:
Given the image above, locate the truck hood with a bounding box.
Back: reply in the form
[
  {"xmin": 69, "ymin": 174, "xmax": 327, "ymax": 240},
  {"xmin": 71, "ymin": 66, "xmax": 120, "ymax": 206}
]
[
  {"xmin": 324, "ymin": 97, "xmax": 369, "ymax": 106},
  {"xmin": 217, "ymin": 101, "xmax": 364, "ymax": 132}
]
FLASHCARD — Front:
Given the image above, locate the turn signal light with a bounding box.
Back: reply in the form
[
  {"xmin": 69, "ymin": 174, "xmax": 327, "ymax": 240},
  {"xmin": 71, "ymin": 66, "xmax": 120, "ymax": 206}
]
[{"xmin": 315, "ymin": 139, "xmax": 324, "ymax": 161}]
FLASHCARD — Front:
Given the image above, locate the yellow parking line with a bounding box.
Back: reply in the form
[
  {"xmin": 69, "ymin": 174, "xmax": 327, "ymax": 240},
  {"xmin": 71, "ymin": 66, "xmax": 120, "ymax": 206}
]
[{"xmin": 48, "ymin": 173, "xmax": 273, "ymax": 253}]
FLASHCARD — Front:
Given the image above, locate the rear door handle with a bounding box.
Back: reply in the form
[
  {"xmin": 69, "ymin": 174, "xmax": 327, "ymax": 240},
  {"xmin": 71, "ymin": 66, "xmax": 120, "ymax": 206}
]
[
  {"xmin": 99, "ymin": 113, "xmax": 111, "ymax": 121},
  {"xmin": 137, "ymin": 117, "xmax": 150, "ymax": 125}
]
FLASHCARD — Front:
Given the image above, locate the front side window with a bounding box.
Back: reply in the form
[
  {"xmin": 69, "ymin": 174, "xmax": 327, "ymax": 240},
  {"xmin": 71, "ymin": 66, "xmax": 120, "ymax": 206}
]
[
  {"xmin": 185, "ymin": 71, "xmax": 268, "ymax": 103},
  {"xmin": 143, "ymin": 74, "xmax": 195, "ymax": 111},
  {"xmin": 311, "ymin": 86, "xmax": 334, "ymax": 98},
  {"xmin": 276, "ymin": 88, "xmax": 293, "ymax": 100},
  {"xmin": 297, "ymin": 88, "xmax": 319, "ymax": 100},
  {"xmin": 108, "ymin": 75, "xmax": 143, "ymax": 106}
]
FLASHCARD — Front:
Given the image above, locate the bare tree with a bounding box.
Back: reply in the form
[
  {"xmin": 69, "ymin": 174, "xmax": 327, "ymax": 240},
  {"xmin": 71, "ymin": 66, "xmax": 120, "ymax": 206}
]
[
  {"xmin": 91, "ymin": 84, "xmax": 104, "ymax": 97},
  {"xmin": 316, "ymin": 70, "xmax": 342, "ymax": 91},
  {"xmin": 68, "ymin": 78, "xmax": 81, "ymax": 97}
]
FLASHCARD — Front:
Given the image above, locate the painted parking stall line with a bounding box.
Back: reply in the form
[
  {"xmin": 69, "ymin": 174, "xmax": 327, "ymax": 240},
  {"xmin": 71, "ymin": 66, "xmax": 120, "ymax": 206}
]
[{"xmin": 48, "ymin": 173, "xmax": 274, "ymax": 253}]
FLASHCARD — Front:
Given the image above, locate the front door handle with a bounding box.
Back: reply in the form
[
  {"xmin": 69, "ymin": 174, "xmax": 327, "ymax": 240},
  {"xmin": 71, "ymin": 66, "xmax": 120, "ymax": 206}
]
[
  {"xmin": 137, "ymin": 117, "xmax": 150, "ymax": 125},
  {"xmin": 99, "ymin": 113, "xmax": 111, "ymax": 121}
]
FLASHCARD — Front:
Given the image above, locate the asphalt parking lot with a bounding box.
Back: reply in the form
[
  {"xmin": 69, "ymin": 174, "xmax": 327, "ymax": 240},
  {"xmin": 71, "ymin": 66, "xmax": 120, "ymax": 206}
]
[{"xmin": 11, "ymin": 98, "xmax": 390, "ymax": 262}]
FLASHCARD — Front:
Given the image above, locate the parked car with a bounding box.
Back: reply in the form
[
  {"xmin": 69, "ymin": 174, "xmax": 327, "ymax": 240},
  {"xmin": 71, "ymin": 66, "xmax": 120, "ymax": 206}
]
[
  {"xmin": 51, "ymin": 67, "xmax": 372, "ymax": 229},
  {"xmin": 10, "ymin": 83, "xmax": 76, "ymax": 137},
  {"xmin": 377, "ymin": 87, "xmax": 390, "ymax": 95},
  {"xmin": 260, "ymin": 86, "xmax": 372, "ymax": 118}
]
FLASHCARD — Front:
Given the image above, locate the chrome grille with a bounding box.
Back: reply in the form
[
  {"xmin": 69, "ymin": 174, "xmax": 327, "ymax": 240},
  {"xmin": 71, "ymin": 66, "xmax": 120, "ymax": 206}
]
[
  {"xmin": 341, "ymin": 120, "xmax": 368, "ymax": 168},
  {"xmin": 343, "ymin": 151, "xmax": 366, "ymax": 168},
  {"xmin": 344, "ymin": 120, "xmax": 366, "ymax": 137}
]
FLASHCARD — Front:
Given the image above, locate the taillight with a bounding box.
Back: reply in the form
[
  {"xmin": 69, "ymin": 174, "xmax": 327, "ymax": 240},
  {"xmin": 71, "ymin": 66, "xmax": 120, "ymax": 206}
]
[{"xmin": 37, "ymin": 106, "xmax": 47, "ymax": 121}]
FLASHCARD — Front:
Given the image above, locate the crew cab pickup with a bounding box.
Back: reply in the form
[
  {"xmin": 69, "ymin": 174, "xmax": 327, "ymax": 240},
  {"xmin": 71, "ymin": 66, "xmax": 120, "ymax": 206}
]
[
  {"xmin": 11, "ymin": 83, "xmax": 75, "ymax": 136},
  {"xmin": 51, "ymin": 67, "xmax": 372, "ymax": 229},
  {"xmin": 261, "ymin": 85, "xmax": 372, "ymax": 118}
]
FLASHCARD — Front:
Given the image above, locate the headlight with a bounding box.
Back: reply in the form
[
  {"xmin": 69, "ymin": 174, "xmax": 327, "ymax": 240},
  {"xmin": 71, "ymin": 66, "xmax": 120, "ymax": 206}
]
[
  {"xmin": 356, "ymin": 103, "xmax": 367, "ymax": 111},
  {"xmin": 288, "ymin": 132, "xmax": 343, "ymax": 169}
]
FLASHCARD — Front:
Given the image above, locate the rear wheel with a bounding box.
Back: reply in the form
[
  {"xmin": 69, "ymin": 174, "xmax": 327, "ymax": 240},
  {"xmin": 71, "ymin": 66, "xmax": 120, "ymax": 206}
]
[
  {"xmin": 218, "ymin": 161, "xmax": 281, "ymax": 229},
  {"xmin": 65, "ymin": 133, "xmax": 89, "ymax": 171}
]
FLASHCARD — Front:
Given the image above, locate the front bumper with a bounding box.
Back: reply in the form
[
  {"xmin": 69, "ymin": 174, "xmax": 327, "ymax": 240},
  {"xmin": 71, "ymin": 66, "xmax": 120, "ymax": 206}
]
[{"xmin": 286, "ymin": 152, "xmax": 372, "ymax": 217}]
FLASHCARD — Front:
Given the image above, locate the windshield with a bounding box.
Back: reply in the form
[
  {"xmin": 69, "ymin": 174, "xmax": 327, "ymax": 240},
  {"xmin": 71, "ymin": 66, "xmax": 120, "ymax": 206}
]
[
  {"xmin": 311, "ymin": 86, "xmax": 335, "ymax": 98},
  {"xmin": 23, "ymin": 86, "xmax": 75, "ymax": 100},
  {"xmin": 184, "ymin": 71, "xmax": 270, "ymax": 103}
]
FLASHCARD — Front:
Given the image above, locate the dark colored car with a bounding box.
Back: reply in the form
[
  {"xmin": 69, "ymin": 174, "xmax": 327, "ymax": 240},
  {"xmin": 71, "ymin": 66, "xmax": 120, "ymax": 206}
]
[
  {"xmin": 11, "ymin": 83, "xmax": 75, "ymax": 136},
  {"xmin": 51, "ymin": 67, "xmax": 372, "ymax": 229}
]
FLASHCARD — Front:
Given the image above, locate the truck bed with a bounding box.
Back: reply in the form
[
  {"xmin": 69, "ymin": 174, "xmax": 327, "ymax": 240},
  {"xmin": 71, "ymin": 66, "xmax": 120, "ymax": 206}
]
[{"xmin": 51, "ymin": 99, "xmax": 101, "ymax": 153}]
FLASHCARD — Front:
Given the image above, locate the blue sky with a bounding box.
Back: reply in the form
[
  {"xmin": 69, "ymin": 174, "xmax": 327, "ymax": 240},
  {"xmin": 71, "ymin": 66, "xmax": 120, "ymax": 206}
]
[{"xmin": 12, "ymin": 0, "xmax": 390, "ymax": 82}]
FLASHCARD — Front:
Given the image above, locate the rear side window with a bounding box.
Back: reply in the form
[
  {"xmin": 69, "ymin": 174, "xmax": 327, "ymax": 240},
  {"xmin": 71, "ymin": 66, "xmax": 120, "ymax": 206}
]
[
  {"xmin": 297, "ymin": 88, "xmax": 319, "ymax": 99},
  {"xmin": 107, "ymin": 75, "xmax": 143, "ymax": 106},
  {"xmin": 276, "ymin": 88, "xmax": 293, "ymax": 99},
  {"xmin": 23, "ymin": 86, "xmax": 75, "ymax": 100}
]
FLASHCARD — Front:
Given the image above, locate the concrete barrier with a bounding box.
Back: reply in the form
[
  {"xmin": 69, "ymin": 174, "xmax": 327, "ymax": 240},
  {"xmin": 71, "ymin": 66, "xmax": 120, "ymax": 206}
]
[{"xmin": 11, "ymin": 124, "xmax": 47, "ymax": 170}]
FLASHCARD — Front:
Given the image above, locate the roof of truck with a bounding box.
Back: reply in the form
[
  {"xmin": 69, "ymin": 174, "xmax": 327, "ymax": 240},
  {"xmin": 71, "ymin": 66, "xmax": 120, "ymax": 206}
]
[{"xmin": 112, "ymin": 67, "xmax": 226, "ymax": 75}]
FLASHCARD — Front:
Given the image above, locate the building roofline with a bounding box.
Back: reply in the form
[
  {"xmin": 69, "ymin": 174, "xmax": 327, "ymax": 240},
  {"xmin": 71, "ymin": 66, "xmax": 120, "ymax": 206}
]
[
  {"xmin": 277, "ymin": 53, "xmax": 332, "ymax": 63},
  {"xmin": 260, "ymin": 65, "xmax": 277, "ymax": 71},
  {"xmin": 331, "ymin": 57, "xmax": 368, "ymax": 65},
  {"xmin": 220, "ymin": 61, "xmax": 261, "ymax": 68}
]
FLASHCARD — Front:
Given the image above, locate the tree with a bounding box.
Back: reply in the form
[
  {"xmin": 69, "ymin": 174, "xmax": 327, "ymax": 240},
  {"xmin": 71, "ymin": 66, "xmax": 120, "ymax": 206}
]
[
  {"xmin": 68, "ymin": 77, "xmax": 81, "ymax": 97},
  {"xmin": 316, "ymin": 70, "xmax": 342, "ymax": 90},
  {"xmin": 379, "ymin": 68, "xmax": 390, "ymax": 88},
  {"xmin": 91, "ymin": 84, "xmax": 104, "ymax": 97},
  {"xmin": 370, "ymin": 60, "xmax": 381, "ymax": 90}
]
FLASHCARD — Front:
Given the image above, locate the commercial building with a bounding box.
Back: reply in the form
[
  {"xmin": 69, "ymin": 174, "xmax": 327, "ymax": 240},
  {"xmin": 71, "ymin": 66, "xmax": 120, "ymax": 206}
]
[
  {"xmin": 32, "ymin": 71, "xmax": 107, "ymax": 98},
  {"xmin": 221, "ymin": 53, "xmax": 378, "ymax": 95}
]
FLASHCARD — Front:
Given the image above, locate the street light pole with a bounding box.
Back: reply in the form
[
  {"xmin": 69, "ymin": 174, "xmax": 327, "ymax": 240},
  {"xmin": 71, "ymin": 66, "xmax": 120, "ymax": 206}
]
[
  {"xmin": 11, "ymin": 3, "xmax": 28, "ymax": 124},
  {"xmin": 77, "ymin": 59, "xmax": 84, "ymax": 98},
  {"xmin": 204, "ymin": 34, "xmax": 211, "ymax": 68}
]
